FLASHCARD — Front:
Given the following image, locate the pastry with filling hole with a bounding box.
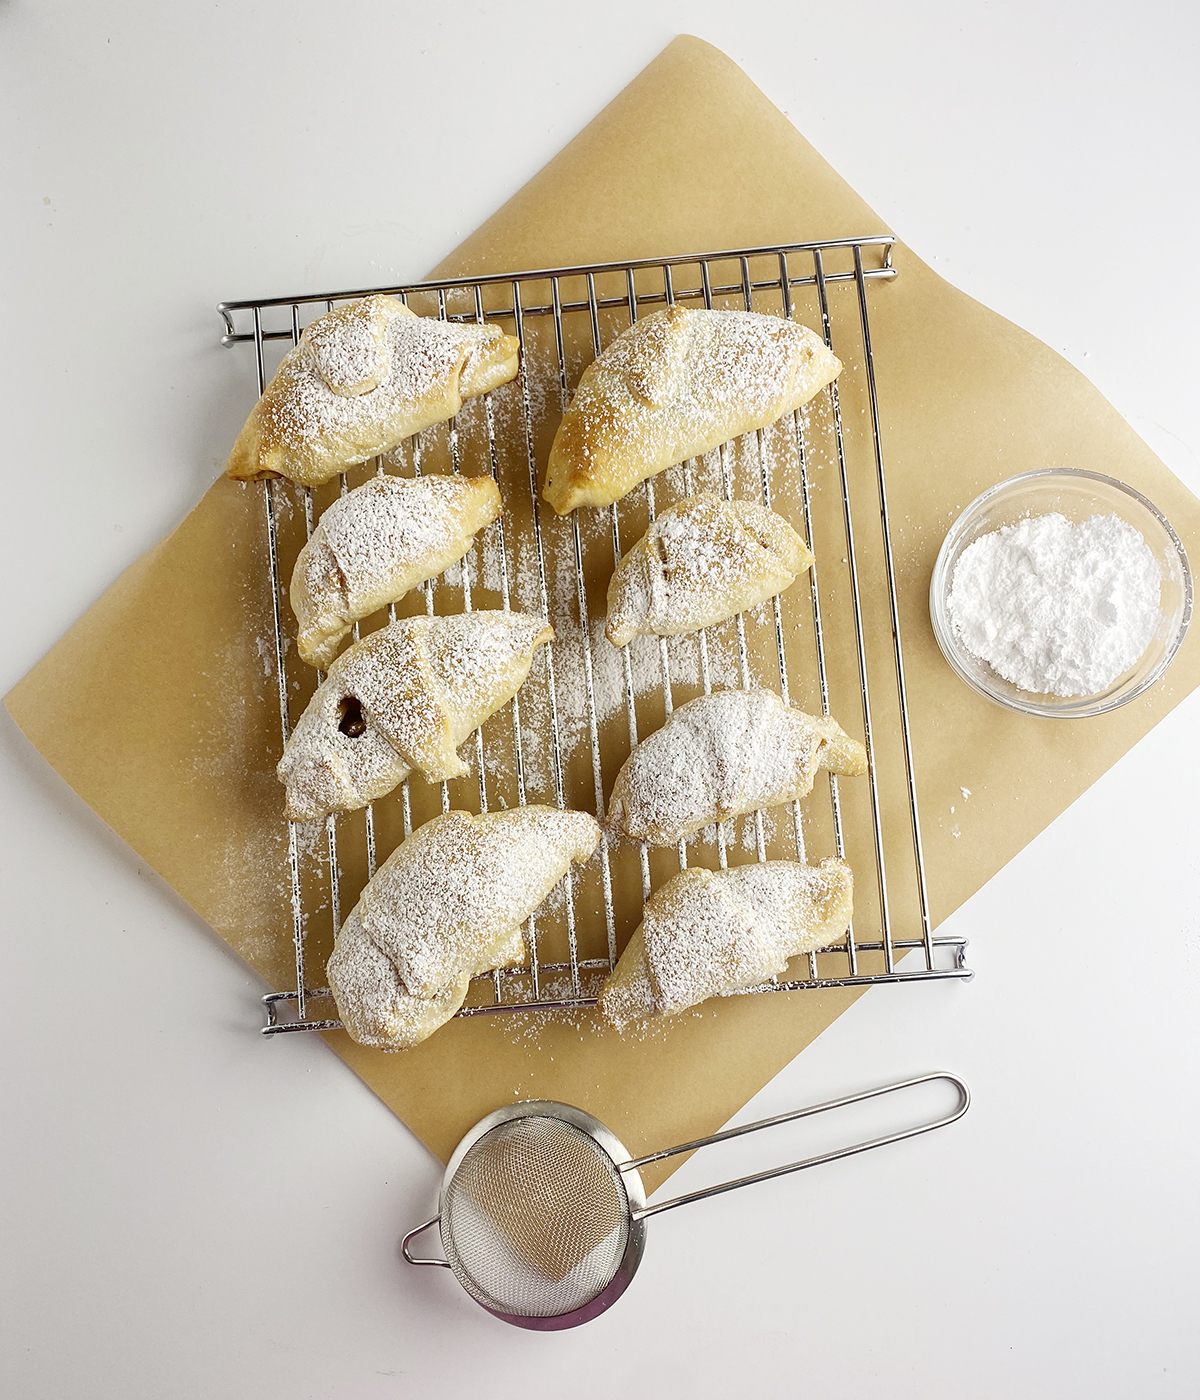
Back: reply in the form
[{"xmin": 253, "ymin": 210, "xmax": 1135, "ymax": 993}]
[
  {"xmin": 226, "ymin": 294, "xmax": 520, "ymax": 487},
  {"xmin": 291, "ymin": 473, "xmax": 503, "ymax": 669},
  {"xmin": 607, "ymin": 688, "xmax": 867, "ymax": 846},
  {"xmin": 327, "ymin": 806, "xmax": 600, "ymax": 1049},
  {"xmin": 599, "ymin": 858, "xmax": 853, "ymax": 1028},
  {"xmin": 543, "ymin": 305, "xmax": 841, "ymax": 514},
  {"xmin": 605, "ymin": 493, "xmax": 813, "ymax": 647},
  {"xmin": 277, "ymin": 611, "xmax": 552, "ymax": 821}
]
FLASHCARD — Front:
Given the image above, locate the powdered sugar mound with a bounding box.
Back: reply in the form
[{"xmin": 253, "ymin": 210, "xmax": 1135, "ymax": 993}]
[{"xmin": 947, "ymin": 512, "xmax": 1161, "ymax": 697}]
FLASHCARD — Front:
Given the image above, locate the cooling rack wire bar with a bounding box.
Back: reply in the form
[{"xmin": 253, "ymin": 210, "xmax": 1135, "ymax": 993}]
[{"xmin": 216, "ymin": 236, "xmax": 972, "ymax": 1037}]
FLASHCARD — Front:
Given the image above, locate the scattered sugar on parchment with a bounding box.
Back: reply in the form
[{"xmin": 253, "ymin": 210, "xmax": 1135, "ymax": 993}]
[{"xmin": 947, "ymin": 512, "xmax": 1161, "ymax": 697}]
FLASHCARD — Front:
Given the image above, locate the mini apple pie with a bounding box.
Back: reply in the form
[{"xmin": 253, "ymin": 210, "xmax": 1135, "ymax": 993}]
[
  {"xmin": 291, "ymin": 473, "xmax": 502, "ymax": 669},
  {"xmin": 326, "ymin": 806, "xmax": 601, "ymax": 1049},
  {"xmin": 598, "ymin": 858, "xmax": 853, "ymax": 1028},
  {"xmin": 605, "ymin": 493, "xmax": 813, "ymax": 647},
  {"xmin": 227, "ymin": 295, "xmax": 520, "ymax": 486},
  {"xmin": 607, "ymin": 688, "xmax": 867, "ymax": 846},
  {"xmin": 278, "ymin": 611, "xmax": 552, "ymax": 821},
  {"xmin": 543, "ymin": 306, "xmax": 840, "ymax": 514}
]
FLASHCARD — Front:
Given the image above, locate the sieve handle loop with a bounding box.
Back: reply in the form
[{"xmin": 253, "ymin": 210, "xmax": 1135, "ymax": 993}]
[
  {"xmin": 625, "ymin": 1072, "xmax": 969, "ymax": 1221},
  {"xmin": 402, "ymin": 1216, "xmax": 451, "ymax": 1268}
]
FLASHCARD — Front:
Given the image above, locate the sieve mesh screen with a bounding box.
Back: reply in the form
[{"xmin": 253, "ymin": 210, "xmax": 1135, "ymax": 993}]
[{"xmin": 441, "ymin": 1116, "xmax": 630, "ymax": 1318}]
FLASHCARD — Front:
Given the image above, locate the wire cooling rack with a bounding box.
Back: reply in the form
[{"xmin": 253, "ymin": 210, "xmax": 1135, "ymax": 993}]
[{"xmin": 217, "ymin": 236, "xmax": 972, "ymax": 1036}]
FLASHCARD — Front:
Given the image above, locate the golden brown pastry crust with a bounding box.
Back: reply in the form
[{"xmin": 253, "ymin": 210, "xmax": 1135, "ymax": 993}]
[
  {"xmin": 598, "ymin": 858, "xmax": 853, "ymax": 1028},
  {"xmin": 290, "ymin": 473, "xmax": 502, "ymax": 669},
  {"xmin": 543, "ymin": 306, "xmax": 841, "ymax": 514},
  {"xmin": 326, "ymin": 807, "xmax": 601, "ymax": 1049},
  {"xmin": 226, "ymin": 295, "xmax": 520, "ymax": 486},
  {"xmin": 605, "ymin": 493, "xmax": 814, "ymax": 647}
]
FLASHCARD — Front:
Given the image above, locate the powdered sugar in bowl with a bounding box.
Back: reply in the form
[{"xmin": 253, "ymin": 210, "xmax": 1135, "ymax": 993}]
[{"xmin": 929, "ymin": 469, "xmax": 1192, "ymax": 717}]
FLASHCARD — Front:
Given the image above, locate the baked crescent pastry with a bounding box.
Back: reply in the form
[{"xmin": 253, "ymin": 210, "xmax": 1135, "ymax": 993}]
[
  {"xmin": 598, "ymin": 858, "xmax": 853, "ymax": 1028},
  {"xmin": 543, "ymin": 306, "xmax": 841, "ymax": 514},
  {"xmin": 607, "ymin": 689, "xmax": 867, "ymax": 846},
  {"xmin": 326, "ymin": 806, "xmax": 601, "ymax": 1049},
  {"xmin": 291, "ymin": 473, "xmax": 503, "ymax": 669},
  {"xmin": 278, "ymin": 611, "xmax": 552, "ymax": 821},
  {"xmin": 605, "ymin": 493, "xmax": 813, "ymax": 647},
  {"xmin": 226, "ymin": 295, "xmax": 521, "ymax": 486}
]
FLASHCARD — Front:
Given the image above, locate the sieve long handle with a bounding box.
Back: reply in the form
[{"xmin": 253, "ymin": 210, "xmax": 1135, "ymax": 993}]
[{"xmin": 624, "ymin": 1072, "xmax": 969, "ymax": 1221}]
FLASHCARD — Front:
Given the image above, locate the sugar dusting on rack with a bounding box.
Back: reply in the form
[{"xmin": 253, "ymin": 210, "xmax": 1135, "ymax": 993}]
[{"xmin": 214, "ymin": 237, "xmax": 975, "ymax": 1037}]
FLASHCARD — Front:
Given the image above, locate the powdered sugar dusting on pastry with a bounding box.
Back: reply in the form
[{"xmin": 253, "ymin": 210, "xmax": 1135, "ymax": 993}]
[
  {"xmin": 305, "ymin": 299, "xmax": 392, "ymax": 396},
  {"xmin": 278, "ymin": 612, "xmax": 552, "ymax": 821},
  {"xmin": 360, "ymin": 807, "xmax": 600, "ymax": 999},
  {"xmin": 268, "ymin": 305, "xmax": 487, "ymax": 444},
  {"xmin": 605, "ymin": 493, "xmax": 813, "ymax": 647},
  {"xmin": 598, "ymin": 858, "xmax": 854, "ymax": 1026},
  {"xmin": 607, "ymin": 689, "xmax": 867, "ymax": 846},
  {"xmin": 324, "ymin": 477, "xmax": 481, "ymax": 600},
  {"xmin": 326, "ymin": 911, "xmax": 471, "ymax": 1051},
  {"xmin": 291, "ymin": 473, "xmax": 502, "ymax": 667},
  {"xmin": 544, "ymin": 306, "xmax": 841, "ymax": 513},
  {"xmin": 326, "ymin": 807, "xmax": 601, "ymax": 1047},
  {"xmin": 645, "ymin": 871, "xmax": 781, "ymax": 1014},
  {"xmin": 227, "ymin": 295, "xmax": 520, "ymax": 485},
  {"xmin": 427, "ymin": 611, "xmax": 554, "ymax": 721},
  {"xmin": 599, "ymin": 851, "xmax": 851, "ymax": 1030}
]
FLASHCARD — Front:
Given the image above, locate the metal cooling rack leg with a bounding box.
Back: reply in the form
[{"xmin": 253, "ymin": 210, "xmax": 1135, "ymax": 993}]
[{"xmin": 255, "ymin": 303, "xmax": 310, "ymax": 1022}]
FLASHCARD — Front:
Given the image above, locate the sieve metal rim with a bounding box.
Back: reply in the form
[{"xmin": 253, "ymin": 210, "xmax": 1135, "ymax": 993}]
[{"xmin": 436, "ymin": 1100, "xmax": 647, "ymax": 1332}]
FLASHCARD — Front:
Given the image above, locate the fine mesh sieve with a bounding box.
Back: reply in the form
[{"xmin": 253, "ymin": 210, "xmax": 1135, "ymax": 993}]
[
  {"xmin": 403, "ymin": 1073, "xmax": 969, "ymax": 1330},
  {"xmin": 441, "ymin": 1116, "xmax": 631, "ymax": 1319}
]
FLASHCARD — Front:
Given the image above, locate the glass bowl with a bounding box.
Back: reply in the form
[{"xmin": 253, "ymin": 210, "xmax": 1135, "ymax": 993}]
[{"xmin": 929, "ymin": 469, "xmax": 1192, "ymax": 717}]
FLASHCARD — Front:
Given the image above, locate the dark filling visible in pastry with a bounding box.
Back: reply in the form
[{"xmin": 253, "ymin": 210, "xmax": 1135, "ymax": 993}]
[{"xmin": 337, "ymin": 695, "xmax": 367, "ymax": 738}]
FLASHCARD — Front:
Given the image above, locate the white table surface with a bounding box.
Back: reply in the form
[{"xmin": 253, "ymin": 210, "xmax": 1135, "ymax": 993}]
[{"xmin": 3, "ymin": 4, "xmax": 1198, "ymax": 1396}]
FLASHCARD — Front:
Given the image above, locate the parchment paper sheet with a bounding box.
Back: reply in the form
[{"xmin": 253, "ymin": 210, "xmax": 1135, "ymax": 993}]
[{"xmin": 8, "ymin": 37, "xmax": 1199, "ymax": 1192}]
